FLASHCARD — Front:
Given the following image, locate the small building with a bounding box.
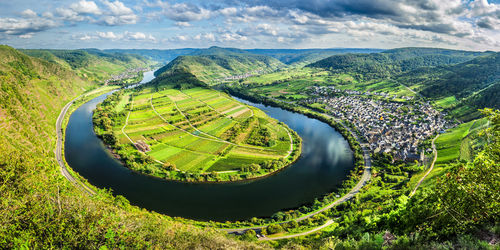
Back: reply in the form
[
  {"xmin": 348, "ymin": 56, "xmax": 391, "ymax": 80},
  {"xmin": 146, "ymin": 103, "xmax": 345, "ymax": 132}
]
[{"xmin": 134, "ymin": 140, "xmax": 151, "ymax": 152}]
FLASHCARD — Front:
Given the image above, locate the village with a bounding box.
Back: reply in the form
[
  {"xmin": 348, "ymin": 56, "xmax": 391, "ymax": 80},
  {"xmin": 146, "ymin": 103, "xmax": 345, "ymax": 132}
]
[
  {"xmin": 306, "ymin": 86, "xmax": 449, "ymax": 161},
  {"xmin": 105, "ymin": 67, "xmax": 149, "ymax": 85},
  {"xmin": 214, "ymin": 70, "xmax": 265, "ymax": 82}
]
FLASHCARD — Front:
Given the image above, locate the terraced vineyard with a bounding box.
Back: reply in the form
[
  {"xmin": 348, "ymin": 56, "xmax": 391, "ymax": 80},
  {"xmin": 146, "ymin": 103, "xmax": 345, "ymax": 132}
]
[{"xmin": 97, "ymin": 86, "xmax": 301, "ymax": 182}]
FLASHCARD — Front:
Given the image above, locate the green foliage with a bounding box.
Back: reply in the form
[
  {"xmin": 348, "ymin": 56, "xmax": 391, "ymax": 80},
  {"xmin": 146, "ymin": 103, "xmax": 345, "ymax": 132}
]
[
  {"xmin": 308, "ymin": 47, "xmax": 486, "ymax": 80},
  {"xmin": 154, "ymin": 50, "xmax": 284, "ymax": 84},
  {"xmin": 22, "ymin": 48, "xmax": 154, "ymax": 83},
  {"xmin": 148, "ymin": 68, "xmax": 208, "ymax": 89}
]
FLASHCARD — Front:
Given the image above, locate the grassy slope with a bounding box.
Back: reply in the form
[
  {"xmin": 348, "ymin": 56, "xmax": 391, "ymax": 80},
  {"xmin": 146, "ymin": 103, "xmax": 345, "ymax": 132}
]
[
  {"xmin": 0, "ymin": 46, "xmax": 261, "ymax": 248},
  {"xmin": 407, "ymin": 117, "xmax": 490, "ymax": 191}
]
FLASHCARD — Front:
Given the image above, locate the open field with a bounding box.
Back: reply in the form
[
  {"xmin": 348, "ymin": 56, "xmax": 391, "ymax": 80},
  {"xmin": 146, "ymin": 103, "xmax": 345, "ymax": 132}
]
[{"xmin": 108, "ymin": 87, "xmax": 297, "ymax": 177}]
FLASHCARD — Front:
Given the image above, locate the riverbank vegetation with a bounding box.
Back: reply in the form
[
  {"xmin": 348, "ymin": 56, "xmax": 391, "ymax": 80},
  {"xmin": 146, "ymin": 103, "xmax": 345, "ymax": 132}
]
[{"xmin": 93, "ymin": 83, "xmax": 301, "ymax": 182}]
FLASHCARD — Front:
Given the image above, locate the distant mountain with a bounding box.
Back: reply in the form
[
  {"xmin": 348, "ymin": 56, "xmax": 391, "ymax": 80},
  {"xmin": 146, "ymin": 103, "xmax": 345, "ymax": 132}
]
[
  {"xmin": 307, "ymin": 47, "xmax": 489, "ymax": 80},
  {"xmin": 190, "ymin": 46, "xmax": 253, "ymax": 56},
  {"xmin": 247, "ymin": 48, "xmax": 384, "ymax": 66},
  {"xmin": 103, "ymin": 48, "xmax": 197, "ymax": 63},
  {"xmin": 102, "ymin": 47, "xmax": 383, "ymax": 66},
  {"xmin": 154, "ymin": 47, "xmax": 284, "ymax": 84}
]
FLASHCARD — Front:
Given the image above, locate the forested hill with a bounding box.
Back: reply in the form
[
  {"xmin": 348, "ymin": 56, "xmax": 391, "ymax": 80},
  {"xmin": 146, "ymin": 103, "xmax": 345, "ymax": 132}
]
[
  {"xmin": 0, "ymin": 45, "xmax": 260, "ymax": 248},
  {"xmin": 398, "ymin": 52, "xmax": 500, "ymax": 120},
  {"xmin": 154, "ymin": 52, "xmax": 284, "ymax": 84},
  {"xmin": 247, "ymin": 48, "xmax": 383, "ymax": 66},
  {"xmin": 104, "ymin": 48, "xmax": 197, "ymax": 63},
  {"xmin": 307, "ymin": 47, "xmax": 489, "ymax": 80},
  {"xmin": 21, "ymin": 49, "xmax": 153, "ymax": 82}
]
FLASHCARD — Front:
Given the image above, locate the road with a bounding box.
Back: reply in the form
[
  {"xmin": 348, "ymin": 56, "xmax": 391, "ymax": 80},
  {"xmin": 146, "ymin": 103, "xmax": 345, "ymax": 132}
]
[
  {"xmin": 410, "ymin": 134, "xmax": 439, "ymax": 197},
  {"xmin": 222, "ymin": 114, "xmax": 372, "ymax": 235},
  {"xmin": 259, "ymin": 220, "xmax": 335, "ymax": 241},
  {"xmin": 55, "ymin": 94, "xmax": 95, "ymax": 195}
]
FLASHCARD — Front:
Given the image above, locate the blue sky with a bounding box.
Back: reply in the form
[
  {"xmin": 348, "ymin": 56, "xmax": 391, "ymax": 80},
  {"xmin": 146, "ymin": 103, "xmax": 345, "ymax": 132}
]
[{"xmin": 1, "ymin": 0, "xmax": 499, "ymax": 50}]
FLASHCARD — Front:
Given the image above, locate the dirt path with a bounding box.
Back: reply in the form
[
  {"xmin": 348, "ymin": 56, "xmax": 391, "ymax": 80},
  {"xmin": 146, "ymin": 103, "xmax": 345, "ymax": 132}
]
[
  {"xmin": 410, "ymin": 134, "xmax": 439, "ymax": 197},
  {"xmin": 259, "ymin": 220, "xmax": 334, "ymax": 241}
]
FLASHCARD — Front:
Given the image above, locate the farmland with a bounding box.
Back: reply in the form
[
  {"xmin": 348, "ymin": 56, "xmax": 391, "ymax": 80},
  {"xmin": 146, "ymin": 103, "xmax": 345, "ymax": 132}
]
[{"xmin": 94, "ymin": 86, "xmax": 301, "ymax": 182}]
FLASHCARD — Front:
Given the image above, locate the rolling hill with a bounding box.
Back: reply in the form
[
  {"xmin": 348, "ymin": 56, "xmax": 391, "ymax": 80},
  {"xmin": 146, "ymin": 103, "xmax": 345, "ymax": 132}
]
[
  {"xmin": 308, "ymin": 47, "xmax": 489, "ymax": 80},
  {"xmin": 104, "ymin": 48, "xmax": 197, "ymax": 63},
  {"xmin": 21, "ymin": 49, "xmax": 154, "ymax": 83},
  {"xmin": 154, "ymin": 48, "xmax": 284, "ymax": 84},
  {"xmin": 398, "ymin": 52, "xmax": 500, "ymax": 120}
]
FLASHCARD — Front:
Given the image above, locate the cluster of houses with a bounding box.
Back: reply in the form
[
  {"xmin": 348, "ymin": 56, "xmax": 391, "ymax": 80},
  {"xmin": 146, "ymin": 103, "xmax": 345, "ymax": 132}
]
[
  {"xmin": 309, "ymin": 86, "xmax": 414, "ymax": 101},
  {"xmin": 105, "ymin": 67, "xmax": 148, "ymax": 85},
  {"xmin": 306, "ymin": 92, "xmax": 449, "ymax": 161},
  {"xmin": 217, "ymin": 70, "xmax": 264, "ymax": 81}
]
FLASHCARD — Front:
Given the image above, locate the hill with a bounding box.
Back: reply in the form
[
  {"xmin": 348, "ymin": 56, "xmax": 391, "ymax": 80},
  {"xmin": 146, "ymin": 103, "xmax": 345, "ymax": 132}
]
[
  {"xmin": 397, "ymin": 52, "xmax": 500, "ymax": 120},
  {"xmin": 0, "ymin": 46, "xmax": 259, "ymax": 248},
  {"xmin": 247, "ymin": 48, "xmax": 384, "ymax": 66},
  {"xmin": 21, "ymin": 49, "xmax": 153, "ymax": 82},
  {"xmin": 154, "ymin": 50, "xmax": 284, "ymax": 84},
  {"xmin": 308, "ymin": 47, "xmax": 488, "ymax": 80},
  {"xmin": 104, "ymin": 48, "xmax": 197, "ymax": 63}
]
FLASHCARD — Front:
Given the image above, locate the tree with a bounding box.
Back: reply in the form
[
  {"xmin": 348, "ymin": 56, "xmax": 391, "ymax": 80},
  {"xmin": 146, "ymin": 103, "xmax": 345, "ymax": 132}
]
[
  {"xmin": 266, "ymin": 224, "xmax": 283, "ymax": 235},
  {"xmin": 163, "ymin": 162, "xmax": 177, "ymax": 171}
]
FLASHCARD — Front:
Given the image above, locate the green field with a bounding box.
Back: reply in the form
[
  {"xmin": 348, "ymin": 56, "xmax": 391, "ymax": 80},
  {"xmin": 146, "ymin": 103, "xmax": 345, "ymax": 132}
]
[{"xmin": 103, "ymin": 86, "xmax": 299, "ymax": 180}]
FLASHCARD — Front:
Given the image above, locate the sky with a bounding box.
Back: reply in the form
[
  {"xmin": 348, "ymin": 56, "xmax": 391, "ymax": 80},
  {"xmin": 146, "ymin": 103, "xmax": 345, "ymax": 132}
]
[{"xmin": 1, "ymin": 0, "xmax": 500, "ymax": 50}]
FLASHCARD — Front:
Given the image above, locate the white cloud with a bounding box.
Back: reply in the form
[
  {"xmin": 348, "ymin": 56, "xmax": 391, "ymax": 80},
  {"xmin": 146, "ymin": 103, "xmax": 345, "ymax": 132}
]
[
  {"xmin": 97, "ymin": 31, "xmax": 118, "ymax": 39},
  {"xmin": 148, "ymin": 1, "xmax": 213, "ymax": 22},
  {"xmin": 21, "ymin": 9, "xmax": 37, "ymax": 18},
  {"xmin": 103, "ymin": 0, "xmax": 134, "ymax": 16},
  {"xmin": 175, "ymin": 21, "xmax": 191, "ymax": 27},
  {"xmin": 99, "ymin": 1, "xmax": 138, "ymax": 26},
  {"xmin": 194, "ymin": 33, "xmax": 216, "ymax": 41},
  {"xmin": 70, "ymin": 0, "xmax": 101, "ymax": 15},
  {"xmin": 99, "ymin": 14, "xmax": 138, "ymax": 25},
  {"xmin": 55, "ymin": 8, "xmax": 87, "ymax": 22},
  {"xmin": 0, "ymin": 17, "xmax": 57, "ymax": 36},
  {"xmin": 19, "ymin": 33, "xmax": 34, "ymax": 39}
]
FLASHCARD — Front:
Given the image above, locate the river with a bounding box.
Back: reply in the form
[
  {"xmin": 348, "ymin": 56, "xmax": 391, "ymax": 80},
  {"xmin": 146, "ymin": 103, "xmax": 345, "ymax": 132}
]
[{"xmin": 64, "ymin": 70, "xmax": 354, "ymax": 221}]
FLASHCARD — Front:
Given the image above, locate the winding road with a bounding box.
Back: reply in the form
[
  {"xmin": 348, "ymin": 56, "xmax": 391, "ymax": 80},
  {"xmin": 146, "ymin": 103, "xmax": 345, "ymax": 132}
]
[{"xmin": 55, "ymin": 94, "xmax": 96, "ymax": 195}]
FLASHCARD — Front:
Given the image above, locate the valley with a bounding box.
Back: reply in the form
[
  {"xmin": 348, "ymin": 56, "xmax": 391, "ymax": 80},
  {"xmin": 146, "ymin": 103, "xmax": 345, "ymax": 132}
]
[{"xmin": 0, "ymin": 45, "xmax": 498, "ymax": 249}]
